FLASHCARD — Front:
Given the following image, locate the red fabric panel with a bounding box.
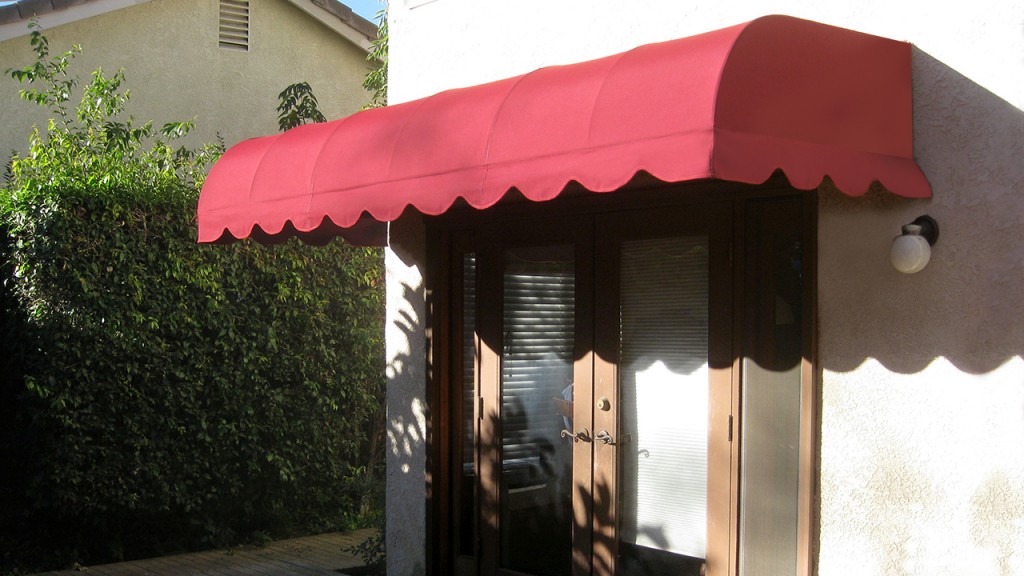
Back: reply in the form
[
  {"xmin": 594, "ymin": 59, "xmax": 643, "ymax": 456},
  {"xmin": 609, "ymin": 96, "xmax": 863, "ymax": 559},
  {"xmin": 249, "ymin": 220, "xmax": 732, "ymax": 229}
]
[
  {"xmin": 197, "ymin": 15, "xmax": 931, "ymax": 245},
  {"xmin": 712, "ymin": 16, "xmax": 921, "ymax": 191}
]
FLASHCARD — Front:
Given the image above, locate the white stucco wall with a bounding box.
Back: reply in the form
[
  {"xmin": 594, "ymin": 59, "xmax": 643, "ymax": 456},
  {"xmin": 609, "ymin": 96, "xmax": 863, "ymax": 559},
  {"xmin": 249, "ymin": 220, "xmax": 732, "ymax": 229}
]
[
  {"xmin": 0, "ymin": 0, "xmax": 372, "ymax": 152},
  {"xmin": 384, "ymin": 1, "xmax": 1024, "ymax": 574},
  {"xmin": 384, "ymin": 215, "xmax": 429, "ymax": 576}
]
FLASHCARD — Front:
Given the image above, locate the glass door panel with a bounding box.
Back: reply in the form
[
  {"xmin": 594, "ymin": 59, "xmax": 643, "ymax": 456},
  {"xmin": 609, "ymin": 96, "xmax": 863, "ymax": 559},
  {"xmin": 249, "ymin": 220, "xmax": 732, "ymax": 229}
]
[
  {"xmin": 617, "ymin": 236, "xmax": 710, "ymax": 576},
  {"xmin": 499, "ymin": 245, "xmax": 575, "ymax": 576},
  {"xmin": 738, "ymin": 198, "xmax": 805, "ymax": 576}
]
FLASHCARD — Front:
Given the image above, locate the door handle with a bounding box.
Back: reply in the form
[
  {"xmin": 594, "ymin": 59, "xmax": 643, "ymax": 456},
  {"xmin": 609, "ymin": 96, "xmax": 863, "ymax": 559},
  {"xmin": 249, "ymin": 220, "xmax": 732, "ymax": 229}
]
[
  {"xmin": 560, "ymin": 428, "xmax": 591, "ymax": 443},
  {"xmin": 595, "ymin": 430, "xmax": 616, "ymax": 445}
]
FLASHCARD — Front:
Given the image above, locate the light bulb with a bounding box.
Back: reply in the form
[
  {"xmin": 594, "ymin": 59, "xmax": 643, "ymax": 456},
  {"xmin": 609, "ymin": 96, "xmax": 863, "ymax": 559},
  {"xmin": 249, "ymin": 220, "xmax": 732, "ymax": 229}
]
[{"xmin": 891, "ymin": 224, "xmax": 931, "ymax": 274}]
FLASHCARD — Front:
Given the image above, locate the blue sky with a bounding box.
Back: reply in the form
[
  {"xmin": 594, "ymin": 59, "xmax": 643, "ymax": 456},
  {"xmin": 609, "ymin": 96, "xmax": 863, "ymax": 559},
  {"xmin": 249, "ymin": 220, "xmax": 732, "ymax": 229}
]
[{"xmin": 346, "ymin": 0, "xmax": 386, "ymax": 22}]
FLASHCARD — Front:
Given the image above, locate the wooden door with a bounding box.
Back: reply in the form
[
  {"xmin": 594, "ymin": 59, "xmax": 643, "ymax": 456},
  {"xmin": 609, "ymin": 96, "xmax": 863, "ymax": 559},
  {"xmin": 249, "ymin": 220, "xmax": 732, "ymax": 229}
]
[
  {"xmin": 456, "ymin": 203, "xmax": 733, "ymax": 576},
  {"xmin": 591, "ymin": 204, "xmax": 733, "ymax": 576}
]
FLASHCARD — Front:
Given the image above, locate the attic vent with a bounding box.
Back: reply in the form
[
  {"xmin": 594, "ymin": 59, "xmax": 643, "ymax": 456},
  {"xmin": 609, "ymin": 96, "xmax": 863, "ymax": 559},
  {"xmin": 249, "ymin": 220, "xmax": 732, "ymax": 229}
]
[{"xmin": 219, "ymin": 0, "xmax": 250, "ymax": 51}]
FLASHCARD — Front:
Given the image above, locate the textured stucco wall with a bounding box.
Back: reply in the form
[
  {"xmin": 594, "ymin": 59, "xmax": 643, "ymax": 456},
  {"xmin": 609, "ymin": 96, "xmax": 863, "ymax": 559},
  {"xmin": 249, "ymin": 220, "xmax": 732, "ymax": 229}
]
[
  {"xmin": 814, "ymin": 30, "xmax": 1024, "ymax": 572},
  {"xmin": 0, "ymin": 0, "xmax": 371, "ymax": 152},
  {"xmin": 384, "ymin": 1, "xmax": 1024, "ymax": 575},
  {"xmin": 384, "ymin": 214, "xmax": 428, "ymax": 576},
  {"xmin": 816, "ymin": 180, "xmax": 1024, "ymax": 574}
]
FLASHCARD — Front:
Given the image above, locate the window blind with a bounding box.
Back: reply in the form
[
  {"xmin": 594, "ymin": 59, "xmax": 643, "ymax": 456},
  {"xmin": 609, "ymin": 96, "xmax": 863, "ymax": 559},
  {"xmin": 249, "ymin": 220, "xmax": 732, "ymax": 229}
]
[
  {"xmin": 619, "ymin": 236, "xmax": 710, "ymax": 559},
  {"xmin": 501, "ymin": 247, "xmax": 575, "ymax": 475}
]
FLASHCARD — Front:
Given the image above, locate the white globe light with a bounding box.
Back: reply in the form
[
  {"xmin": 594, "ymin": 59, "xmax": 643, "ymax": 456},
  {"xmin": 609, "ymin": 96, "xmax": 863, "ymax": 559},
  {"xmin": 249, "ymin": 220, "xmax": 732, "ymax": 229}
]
[{"xmin": 890, "ymin": 224, "xmax": 931, "ymax": 274}]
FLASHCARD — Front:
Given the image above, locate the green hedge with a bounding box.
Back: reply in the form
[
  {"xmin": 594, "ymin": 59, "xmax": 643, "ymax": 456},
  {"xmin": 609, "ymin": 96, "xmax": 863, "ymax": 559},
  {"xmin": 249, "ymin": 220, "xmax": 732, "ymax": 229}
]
[
  {"xmin": 3, "ymin": 187, "xmax": 384, "ymax": 561},
  {"xmin": 0, "ymin": 25, "xmax": 385, "ymax": 571}
]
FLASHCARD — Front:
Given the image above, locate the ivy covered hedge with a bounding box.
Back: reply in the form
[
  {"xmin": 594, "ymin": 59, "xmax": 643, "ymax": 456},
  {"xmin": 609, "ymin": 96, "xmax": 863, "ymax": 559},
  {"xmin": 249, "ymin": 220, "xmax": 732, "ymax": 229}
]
[{"xmin": 0, "ymin": 26, "xmax": 384, "ymax": 572}]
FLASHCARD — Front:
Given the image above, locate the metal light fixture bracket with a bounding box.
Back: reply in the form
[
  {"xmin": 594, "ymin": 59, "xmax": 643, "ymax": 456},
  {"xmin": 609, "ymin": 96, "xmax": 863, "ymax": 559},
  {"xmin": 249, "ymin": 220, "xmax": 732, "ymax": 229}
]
[{"xmin": 909, "ymin": 215, "xmax": 939, "ymax": 246}]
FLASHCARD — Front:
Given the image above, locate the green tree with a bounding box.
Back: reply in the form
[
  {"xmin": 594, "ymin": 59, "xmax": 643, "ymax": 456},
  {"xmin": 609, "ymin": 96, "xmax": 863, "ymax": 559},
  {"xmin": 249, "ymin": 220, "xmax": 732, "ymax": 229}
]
[
  {"xmin": 363, "ymin": 6, "xmax": 388, "ymax": 109},
  {"xmin": 276, "ymin": 81, "xmax": 327, "ymax": 131},
  {"xmin": 1, "ymin": 23, "xmax": 384, "ymax": 573}
]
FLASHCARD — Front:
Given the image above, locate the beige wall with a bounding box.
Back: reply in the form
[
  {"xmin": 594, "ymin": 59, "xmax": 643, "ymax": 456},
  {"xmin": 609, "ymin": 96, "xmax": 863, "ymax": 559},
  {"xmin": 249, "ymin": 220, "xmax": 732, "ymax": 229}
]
[
  {"xmin": 0, "ymin": 0, "xmax": 372, "ymax": 153},
  {"xmin": 384, "ymin": 1, "xmax": 1024, "ymax": 575}
]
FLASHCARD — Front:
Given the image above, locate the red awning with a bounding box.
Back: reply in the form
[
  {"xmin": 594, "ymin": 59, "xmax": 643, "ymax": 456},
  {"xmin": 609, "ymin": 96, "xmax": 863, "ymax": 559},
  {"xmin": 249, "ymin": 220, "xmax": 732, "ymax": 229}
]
[{"xmin": 198, "ymin": 15, "xmax": 931, "ymax": 246}]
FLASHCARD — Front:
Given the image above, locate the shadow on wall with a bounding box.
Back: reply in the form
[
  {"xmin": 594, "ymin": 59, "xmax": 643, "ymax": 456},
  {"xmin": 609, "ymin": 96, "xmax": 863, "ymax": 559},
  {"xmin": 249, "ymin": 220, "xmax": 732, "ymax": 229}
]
[
  {"xmin": 818, "ymin": 47, "xmax": 1024, "ymax": 376},
  {"xmin": 384, "ymin": 279, "xmax": 428, "ymax": 576},
  {"xmin": 816, "ymin": 49, "xmax": 1024, "ymax": 576}
]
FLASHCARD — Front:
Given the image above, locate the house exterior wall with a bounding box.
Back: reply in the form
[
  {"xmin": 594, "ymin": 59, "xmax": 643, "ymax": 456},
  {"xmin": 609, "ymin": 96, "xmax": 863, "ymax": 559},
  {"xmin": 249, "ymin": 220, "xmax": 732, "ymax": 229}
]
[
  {"xmin": 0, "ymin": 0, "xmax": 372, "ymax": 152},
  {"xmin": 384, "ymin": 1, "xmax": 1024, "ymax": 575},
  {"xmin": 385, "ymin": 214, "xmax": 429, "ymax": 576}
]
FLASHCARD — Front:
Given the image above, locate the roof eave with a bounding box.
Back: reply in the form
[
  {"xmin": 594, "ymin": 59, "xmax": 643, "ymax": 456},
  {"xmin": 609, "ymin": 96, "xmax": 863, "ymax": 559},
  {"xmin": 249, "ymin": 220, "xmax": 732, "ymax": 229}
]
[
  {"xmin": 283, "ymin": 0, "xmax": 376, "ymax": 53},
  {"xmin": 0, "ymin": 0, "xmax": 377, "ymax": 53},
  {"xmin": 0, "ymin": 0, "xmax": 155, "ymax": 42}
]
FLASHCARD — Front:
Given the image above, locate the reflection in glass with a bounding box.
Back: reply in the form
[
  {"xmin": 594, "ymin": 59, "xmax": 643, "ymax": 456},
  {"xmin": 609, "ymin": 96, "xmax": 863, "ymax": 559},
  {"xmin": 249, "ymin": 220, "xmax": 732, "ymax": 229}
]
[
  {"xmin": 500, "ymin": 245, "xmax": 574, "ymax": 576},
  {"xmin": 619, "ymin": 237, "xmax": 709, "ymax": 575}
]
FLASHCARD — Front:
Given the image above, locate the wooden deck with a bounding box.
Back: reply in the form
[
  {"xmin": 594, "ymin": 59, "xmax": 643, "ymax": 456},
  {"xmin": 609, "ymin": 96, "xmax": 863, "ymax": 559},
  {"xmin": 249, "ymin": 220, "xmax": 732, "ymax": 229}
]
[{"xmin": 32, "ymin": 529, "xmax": 374, "ymax": 576}]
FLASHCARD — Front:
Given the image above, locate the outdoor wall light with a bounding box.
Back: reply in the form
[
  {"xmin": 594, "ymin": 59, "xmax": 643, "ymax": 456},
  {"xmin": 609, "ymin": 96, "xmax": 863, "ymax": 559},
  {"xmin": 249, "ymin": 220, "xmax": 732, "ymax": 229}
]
[{"xmin": 890, "ymin": 215, "xmax": 939, "ymax": 274}]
